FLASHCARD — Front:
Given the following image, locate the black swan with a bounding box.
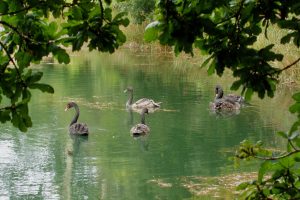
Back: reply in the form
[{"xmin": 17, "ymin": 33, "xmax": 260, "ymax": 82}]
[
  {"xmin": 210, "ymin": 86, "xmax": 241, "ymax": 111},
  {"xmin": 215, "ymin": 85, "xmax": 245, "ymax": 104},
  {"xmin": 124, "ymin": 86, "xmax": 161, "ymax": 110},
  {"xmin": 65, "ymin": 102, "xmax": 89, "ymax": 136},
  {"xmin": 130, "ymin": 108, "xmax": 150, "ymax": 136}
]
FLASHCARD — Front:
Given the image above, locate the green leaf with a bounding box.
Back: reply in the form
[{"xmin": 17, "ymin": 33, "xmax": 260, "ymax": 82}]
[
  {"xmin": 28, "ymin": 83, "xmax": 54, "ymax": 93},
  {"xmin": 289, "ymin": 131, "xmax": 299, "ymax": 140},
  {"xmin": 279, "ymin": 155, "xmax": 295, "ymax": 168},
  {"xmin": 277, "ymin": 131, "xmax": 288, "ymax": 139},
  {"xmin": 47, "ymin": 21, "xmax": 58, "ymax": 38},
  {"xmin": 294, "ymin": 155, "xmax": 300, "ymax": 162},
  {"xmin": 0, "ymin": 1, "xmax": 8, "ymax": 13},
  {"xmin": 236, "ymin": 182, "xmax": 249, "ymax": 190},
  {"xmin": 55, "ymin": 49, "xmax": 70, "ymax": 64},
  {"xmin": 114, "ymin": 11, "xmax": 127, "ymax": 21},
  {"xmin": 144, "ymin": 21, "xmax": 160, "ymax": 42},
  {"xmin": 292, "ymin": 92, "xmax": 300, "ymax": 101},
  {"xmin": 289, "ymin": 102, "xmax": 300, "ymax": 113},
  {"xmin": 15, "ymin": 51, "xmax": 33, "ymax": 69},
  {"xmin": 200, "ymin": 55, "xmax": 213, "ymax": 68},
  {"xmin": 104, "ymin": 8, "xmax": 112, "ymax": 21},
  {"xmin": 289, "ymin": 121, "xmax": 300, "ymax": 135},
  {"xmin": 26, "ymin": 71, "xmax": 43, "ymax": 84},
  {"xmin": 71, "ymin": 6, "xmax": 82, "ymax": 20},
  {"xmin": 281, "ymin": 33, "xmax": 296, "ymax": 44},
  {"xmin": 245, "ymin": 88, "xmax": 253, "ymax": 101},
  {"xmin": 258, "ymin": 161, "xmax": 271, "ymax": 183},
  {"xmin": 207, "ymin": 58, "xmax": 216, "ymax": 75},
  {"xmin": 0, "ymin": 110, "xmax": 11, "ymax": 123},
  {"xmin": 231, "ymin": 80, "xmax": 242, "ymax": 90}
]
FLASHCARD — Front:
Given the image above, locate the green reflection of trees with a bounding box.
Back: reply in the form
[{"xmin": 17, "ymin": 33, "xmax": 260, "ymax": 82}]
[
  {"xmin": 144, "ymin": 0, "xmax": 300, "ymax": 198},
  {"xmin": 0, "ymin": 0, "xmax": 129, "ymax": 131}
]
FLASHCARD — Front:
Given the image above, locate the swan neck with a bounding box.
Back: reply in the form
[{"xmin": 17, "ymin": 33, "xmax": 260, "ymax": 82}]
[
  {"xmin": 70, "ymin": 104, "xmax": 79, "ymax": 126},
  {"xmin": 216, "ymin": 89, "xmax": 223, "ymax": 99},
  {"xmin": 127, "ymin": 91, "xmax": 133, "ymax": 106}
]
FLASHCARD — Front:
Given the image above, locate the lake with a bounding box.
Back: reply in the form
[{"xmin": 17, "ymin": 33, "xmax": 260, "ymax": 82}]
[{"xmin": 0, "ymin": 49, "xmax": 295, "ymax": 199}]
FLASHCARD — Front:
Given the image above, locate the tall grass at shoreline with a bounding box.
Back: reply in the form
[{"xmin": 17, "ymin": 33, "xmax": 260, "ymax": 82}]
[{"xmin": 122, "ymin": 23, "xmax": 300, "ymax": 86}]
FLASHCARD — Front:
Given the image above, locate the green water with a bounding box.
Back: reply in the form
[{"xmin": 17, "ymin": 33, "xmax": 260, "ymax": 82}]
[{"xmin": 0, "ymin": 49, "xmax": 294, "ymax": 199}]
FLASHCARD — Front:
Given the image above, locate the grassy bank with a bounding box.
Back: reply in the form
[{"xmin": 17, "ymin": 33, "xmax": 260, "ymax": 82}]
[{"xmin": 122, "ymin": 23, "xmax": 300, "ymax": 86}]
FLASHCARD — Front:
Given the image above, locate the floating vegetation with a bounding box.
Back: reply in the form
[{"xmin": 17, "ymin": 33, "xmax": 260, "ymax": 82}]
[
  {"xmin": 180, "ymin": 172, "xmax": 258, "ymax": 198},
  {"xmin": 147, "ymin": 179, "xmax": 173, "ymax": 188},
  {"xmin": 61, "ymin": 97, "xmax": 118, "ymax": 110},
  {"xmin": 147, "ymin": 173, "xmax": 259, "ymax": 198}
]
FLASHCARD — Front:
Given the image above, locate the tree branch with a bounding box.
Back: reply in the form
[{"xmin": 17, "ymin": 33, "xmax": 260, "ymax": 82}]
[
  {"xmin": 99, "ymin": 0, "xmax": 104, "ymax": 21},
  {"xmin": 253, "ymin": 150, "xmax": 300, "ymax": 160},
  {"xmin": 0, "ymin": 20, "xmax": 55, "ymax": 46},
  {"xmin": 0, "ymin": 40, "xmax": 25, "ymax": 86},
  {"xmin": 288, "ymin": 139, "xmax": 298, "ymax": 151},
  {"xmin": 279, "ymin": 57, "xmax": 300, "ymax": 73},
  {"xmin": 0, "ymin": 6, "xmax": 33, "ymax": 16}
]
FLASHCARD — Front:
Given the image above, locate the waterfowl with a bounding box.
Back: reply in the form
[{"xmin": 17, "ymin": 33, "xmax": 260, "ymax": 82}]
[
  {"xmin": 124, "ymin": 86, "xmax": 161, "ymax": 110},
  {"xmin": 210, "ymin": 85, "xmax": 241, "ymax": 111},
  {"xmin": 65, "ymin": 102, "xmax": 89, "ymax": 136},
  {"xmin": 215, "ymin": 85, "xmax": 245, "ymax": 104},
  {"xmin": 210, "ymin": 98, "xmax": 241, "ymax": 111},
  {"xmin": 130, "ymin": 108, "xmax": 150, "ymax": 136}
]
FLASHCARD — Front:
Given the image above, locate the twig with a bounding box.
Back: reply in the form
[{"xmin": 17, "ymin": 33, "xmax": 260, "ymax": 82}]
[
  {"xmin": 99, "ymin": 0, "xmax": 104, "ymax": 21},
  {"xmin": 279, "ymin": 57, "xmax": 300, "ymax": 73},
  {"xmin": 0, "ymin": 40, "xmax": 25, "ymax": 86},
  {"xmin": 288, "ymin": 139, "xmax": 298, "ymax": 151},
  {"xmin": 253, "ymin": 150, "xmax": 300, "ymax": 160},
  {"xmin": 0, "ymin": 6, "xmax": 33, "ymax": 16}
]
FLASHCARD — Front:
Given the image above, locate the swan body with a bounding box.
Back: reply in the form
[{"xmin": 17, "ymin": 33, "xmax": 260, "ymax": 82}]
[
  {"xmin": 215, "ymin": 85, "xmax": 245, "ymax": 104},
  {"xmin": 210, "ymin": 85, "xmax": 242, "ymax": 111},
  {"xmin": 124, "ymin": 87, "xmax": 161, "ymax": 110},
  {"xmin": 210, "ymin": 99, "xmax": 241, "ymax": 111},
  {"xmin": 65, "ymin": 102, "xmax": 89, "ymax": 136},
  {"xmin": 130, "ymin": 108, "xmax": 150, "ymax": 136}
]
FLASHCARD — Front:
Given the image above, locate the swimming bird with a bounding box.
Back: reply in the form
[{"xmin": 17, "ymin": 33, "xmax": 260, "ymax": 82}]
[
  {"xmin": 210, "ymin": 85, "xmax": 241, "ymax": 111},
  {"xmin": 65, "ymin": 102, "xmax": 89, "ymax": 136},
  {"xmin": 210, "ymin": 98, "xmax": 241, "ymax": 111},
  {"xmin": 215, "ymin": 85, "xmax": 245, "ymax": 104},
  {"xmin": 124, "ymin": 86, "xmax": 161, "ymax": 110},
  {"xmin": 130, "ymin": 108, "xmax": 150, "ymax": 136}
]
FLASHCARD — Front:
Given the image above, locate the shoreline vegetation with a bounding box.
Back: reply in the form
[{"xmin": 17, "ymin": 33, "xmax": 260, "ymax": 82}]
[{"xmin": 121, "ymin": 23, "xmax": 300, "ymax": 87}]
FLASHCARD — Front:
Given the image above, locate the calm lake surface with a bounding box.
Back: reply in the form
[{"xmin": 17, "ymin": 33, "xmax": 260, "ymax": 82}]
[{"xmin": 0, "ymin": 49, "xmax": 295, "ymax": 199}]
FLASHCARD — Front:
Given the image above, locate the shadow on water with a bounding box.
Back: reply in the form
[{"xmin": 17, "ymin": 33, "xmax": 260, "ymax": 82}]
[
  {"xmin": 132, "ymin": 134, "xmax": 150, "ymax": 152},
  {"xmin": 68, "ymin": 135, "xmax": 89, "ymax": 156}
]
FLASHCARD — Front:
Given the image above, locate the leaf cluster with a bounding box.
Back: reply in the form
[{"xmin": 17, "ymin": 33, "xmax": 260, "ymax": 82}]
[
  {"xmin": 114, "ymin": 0, "xmax": 155, "ymax": 24},
  {"xmin": 235, "ymin": 93, "xmax": 300, "ymax": 199},
  {"xmin": 145, "ymin": 0, "xmax": 300, "ymax": 100},
  {"xmin": 0, "ymin": 0, "xmax": 129, "ymax": 131}
]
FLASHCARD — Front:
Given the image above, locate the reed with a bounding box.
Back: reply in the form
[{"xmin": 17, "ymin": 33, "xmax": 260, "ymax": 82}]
[
  {"xmin": 254, "ymin": 25, "xmax": 300, "ymax": 86},
  {"xmin": 122, "ymin": 23, "xmax": 300, "ymax": 86}
]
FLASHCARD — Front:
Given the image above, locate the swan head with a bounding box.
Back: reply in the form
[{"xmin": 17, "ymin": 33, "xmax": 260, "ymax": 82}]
[
  {"xmin": 124, "ymin": 86, "xmax": 133, "ymax": 93},
  {"xmin": 215, "ymin": 85, "xmax": 224, "ymax": 99},
  {"xmin": 65, "ymin": 101, "xmax": 76, "ymax": 111}
]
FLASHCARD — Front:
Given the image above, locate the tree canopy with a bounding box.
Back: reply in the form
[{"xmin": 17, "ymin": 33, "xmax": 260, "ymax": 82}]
[
  {"xmin": 0, "ymin": 0, "xmax": 300, "ymax": 198},
  {"xmin": 143, "ymin": 0, "xmax": 300, "ymax": 199},
  {"xmin": 145, "ymin": 0, "xmax": 300, "ymax": 99},
  {"xmin": 0, "ymin": 0, "xmax": 129, "ymax": 131}
]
